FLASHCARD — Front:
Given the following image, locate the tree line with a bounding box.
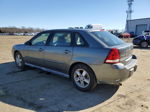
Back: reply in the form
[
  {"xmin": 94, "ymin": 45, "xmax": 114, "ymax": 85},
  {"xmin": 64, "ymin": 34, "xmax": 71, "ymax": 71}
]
[{"xmin": 0, "ymin": 27, "xmax": 44, "ymax": 33}]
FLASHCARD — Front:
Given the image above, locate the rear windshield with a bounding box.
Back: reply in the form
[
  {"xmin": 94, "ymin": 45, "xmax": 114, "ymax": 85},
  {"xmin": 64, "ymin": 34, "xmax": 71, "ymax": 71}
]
[{"xmin": 91, "ymin": 31, "xmax": 125, "ymax": 46}]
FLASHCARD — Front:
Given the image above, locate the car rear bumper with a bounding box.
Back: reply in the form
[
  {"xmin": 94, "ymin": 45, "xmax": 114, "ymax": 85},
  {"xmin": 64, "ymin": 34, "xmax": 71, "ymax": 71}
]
[{"xmin": 91, "ymin": 55, "xmax": 137, "ymax": 85}]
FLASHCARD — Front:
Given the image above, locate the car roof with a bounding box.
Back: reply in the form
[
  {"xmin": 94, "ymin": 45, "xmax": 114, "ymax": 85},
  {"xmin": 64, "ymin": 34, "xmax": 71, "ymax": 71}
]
[
  {"xmin": 43, "ymin": 29, "xmax": 104, "ymax": 33},
  {"xmin": 44, "ymin": 29, "xmax": 88, "ymax": 32}
]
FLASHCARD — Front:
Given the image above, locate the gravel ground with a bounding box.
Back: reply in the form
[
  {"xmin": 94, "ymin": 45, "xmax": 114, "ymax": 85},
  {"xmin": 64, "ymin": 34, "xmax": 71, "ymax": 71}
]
[{"xmin": 0, "ymin": 36, "xmax": 150, "ymax": 112}]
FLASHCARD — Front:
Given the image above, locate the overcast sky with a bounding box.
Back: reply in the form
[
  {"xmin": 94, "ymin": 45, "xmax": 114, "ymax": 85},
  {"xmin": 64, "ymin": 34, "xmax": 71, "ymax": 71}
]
[{"xmin": 0, "ymin": 0, "xmax": 149, "ymax": 29}]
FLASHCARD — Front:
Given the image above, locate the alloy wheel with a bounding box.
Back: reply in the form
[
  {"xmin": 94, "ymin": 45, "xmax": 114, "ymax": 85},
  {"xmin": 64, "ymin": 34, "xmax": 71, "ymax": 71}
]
[
  {"xmin": 15, "ymin": 54, "xmax": 23, "ymax": 67},
  {"xmin": 73, "ymin": 69, "xmax": 90, "ymax": 88},
  {"xmin": 141, "ymin": 41, "xmax": 148, "ymax": 48}
]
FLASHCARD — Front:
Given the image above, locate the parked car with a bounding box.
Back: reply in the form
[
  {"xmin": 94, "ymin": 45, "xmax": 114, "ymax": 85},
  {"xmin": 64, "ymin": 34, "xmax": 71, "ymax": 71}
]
[
  {"xmin": 133, "ymin": 35, "xmax": 150, "ymax": 48},
  {"xmin": 129, "ymin": 32, "xmax": 137, "ymax": 38},
  {"xmin": 120, "ymin": 33, "xmax": 131, "ymax": 38},
  {"xmin": 12, "ymin": 29, "xmax": 137, "ymax": 91}
]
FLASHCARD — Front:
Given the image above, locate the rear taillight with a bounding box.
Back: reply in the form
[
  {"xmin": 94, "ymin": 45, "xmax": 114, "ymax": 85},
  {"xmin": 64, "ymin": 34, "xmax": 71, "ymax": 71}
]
[{"xmin": 105, "ymin": 48, "xmax": 120, "ymax": 64}]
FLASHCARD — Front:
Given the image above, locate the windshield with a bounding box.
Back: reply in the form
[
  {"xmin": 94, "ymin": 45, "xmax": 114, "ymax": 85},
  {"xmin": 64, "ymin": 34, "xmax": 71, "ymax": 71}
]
[{"xmin": 91, "ymin": 31, "xmax": 125, "ymax": 46}]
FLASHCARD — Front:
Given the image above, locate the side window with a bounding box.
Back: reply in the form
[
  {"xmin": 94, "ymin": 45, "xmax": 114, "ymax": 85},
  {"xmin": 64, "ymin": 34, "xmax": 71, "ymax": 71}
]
[
  {"xmin": 75, "ymin": 33, "xmax": 85, "ymax": 46},
  {"xmin": 31, "ymin": 33, "xmax": 50, "ymax": 46},
  {"xmin": 49, "ymin": 32, "xmax": 71, "ymax": 46}
]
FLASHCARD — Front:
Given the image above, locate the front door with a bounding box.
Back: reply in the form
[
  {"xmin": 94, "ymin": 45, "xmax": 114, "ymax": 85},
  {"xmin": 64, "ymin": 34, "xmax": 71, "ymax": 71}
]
[{"xmin": 24, "ymin": 32, "xmax": 50, "ymax": 66}]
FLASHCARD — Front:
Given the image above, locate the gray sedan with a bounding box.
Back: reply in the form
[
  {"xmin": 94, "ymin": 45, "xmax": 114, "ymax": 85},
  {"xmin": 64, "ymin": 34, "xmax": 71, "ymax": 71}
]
[{"xmin": 12, "ymin": 29, "xmax": 137, "ymax": 91}]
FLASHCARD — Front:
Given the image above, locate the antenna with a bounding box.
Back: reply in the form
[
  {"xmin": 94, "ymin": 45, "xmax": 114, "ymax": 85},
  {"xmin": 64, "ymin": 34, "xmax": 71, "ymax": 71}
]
[{"xmin": 126, "ymin": 0, "xmax": 134, "ymax": 20}]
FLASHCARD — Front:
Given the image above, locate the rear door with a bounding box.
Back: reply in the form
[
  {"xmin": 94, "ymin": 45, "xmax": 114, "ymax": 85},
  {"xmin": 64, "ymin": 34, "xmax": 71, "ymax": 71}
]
[
  {"xmin": 43, "ymin": 31, "xmax": 73, "ymax": 73},
  {"xmin": 24, "ymin": 32, "xmax": 50, "ymax": 66}
]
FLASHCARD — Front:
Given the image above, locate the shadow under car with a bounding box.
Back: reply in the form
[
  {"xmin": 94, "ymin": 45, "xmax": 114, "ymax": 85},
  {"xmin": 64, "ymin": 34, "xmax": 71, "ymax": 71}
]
[{"xmin": 0, "ymin": 62, "xmax": 119, "ymax": 112}]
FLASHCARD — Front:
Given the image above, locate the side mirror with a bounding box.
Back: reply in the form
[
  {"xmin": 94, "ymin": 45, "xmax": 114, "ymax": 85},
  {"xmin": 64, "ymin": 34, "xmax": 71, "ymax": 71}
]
[{"xmin": 25, "ymin": 41, "xmax": 32, "ymax": 45}]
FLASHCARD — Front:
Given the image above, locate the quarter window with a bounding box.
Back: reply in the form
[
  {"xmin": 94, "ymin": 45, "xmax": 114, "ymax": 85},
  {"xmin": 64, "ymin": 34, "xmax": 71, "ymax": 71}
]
[
  {"xmin": 32, "ymin": 33, "xmax": 50, "ymax": 46},
  {"xmin": 49, "ymin": 32, "xmax": 71, "ymax": 46}
]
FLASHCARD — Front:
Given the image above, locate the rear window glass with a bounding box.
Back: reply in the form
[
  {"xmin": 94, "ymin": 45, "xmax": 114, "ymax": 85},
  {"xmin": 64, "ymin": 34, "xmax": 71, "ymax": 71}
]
[{"xmin": 91, "ymin": 31, "xmax": 125, "ymax": 46}]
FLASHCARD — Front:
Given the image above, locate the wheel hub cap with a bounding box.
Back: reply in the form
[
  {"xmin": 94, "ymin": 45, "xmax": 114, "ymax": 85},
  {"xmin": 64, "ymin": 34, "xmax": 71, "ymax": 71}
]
[
  {"xmin": 74, "ymin": 69, "xmax": 90, "ymax": 88},
  {"xmin": 16, "ymin": 54, "xmax": 22, "ymax": 67},
  {"xmin": 142, "ymin": 42, "xmax": 148, "ymax": 47}
]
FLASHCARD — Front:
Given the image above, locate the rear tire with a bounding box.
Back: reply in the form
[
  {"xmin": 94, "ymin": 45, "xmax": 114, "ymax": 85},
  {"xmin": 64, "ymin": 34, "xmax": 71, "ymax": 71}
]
[
  {"xmin": 71, "ymin": 64, "xmax": 97, "ymax": 92},
  {"xmin": 140, "ymin": 41, "xmax": 148, "ymax": 48},
  {"xmin": 14, "ymin": 52, "xmax": 26, "ymax": 69}
]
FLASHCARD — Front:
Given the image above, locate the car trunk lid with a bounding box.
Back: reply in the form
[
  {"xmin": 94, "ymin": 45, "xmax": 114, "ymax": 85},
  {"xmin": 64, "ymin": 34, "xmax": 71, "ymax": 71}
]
[{"xmin": 109, "ymin": 43, "xmax": 133, "ymax": 64}]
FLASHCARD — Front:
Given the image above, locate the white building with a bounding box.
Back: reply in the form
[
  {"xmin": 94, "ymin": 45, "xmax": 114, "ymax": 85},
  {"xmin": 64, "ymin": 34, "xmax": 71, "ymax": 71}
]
[{"xmin": 126, "ymin": 18, "xmax": 150, "ymax": 35}]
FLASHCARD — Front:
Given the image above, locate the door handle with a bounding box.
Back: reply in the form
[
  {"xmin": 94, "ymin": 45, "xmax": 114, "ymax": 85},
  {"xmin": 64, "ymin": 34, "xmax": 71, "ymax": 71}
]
[
  {"xmin": 39, "ymin": 48, "xmax": 44, "ymax": 52},
  {"xmin": 64, "ymin": 50, "xmax": 71, "ymax": 54}
]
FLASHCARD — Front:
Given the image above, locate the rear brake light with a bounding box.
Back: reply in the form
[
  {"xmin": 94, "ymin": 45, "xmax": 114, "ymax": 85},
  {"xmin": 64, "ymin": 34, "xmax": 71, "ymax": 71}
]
[{"xmin": 105, "ymin": 48, "xmax": 120, "ymax": 64}]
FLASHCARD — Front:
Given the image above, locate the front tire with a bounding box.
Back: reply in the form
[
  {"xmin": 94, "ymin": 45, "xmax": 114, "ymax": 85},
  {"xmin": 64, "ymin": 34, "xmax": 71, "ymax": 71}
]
[
  {"xmin": 140, "ymin": 41, "xmax": 148, "ymax": 48},
  {"xmin": 14, "ymin": 52, "xmax": 26, "ymax": 69},
  {"xmin": 71, "ymin": 64, "xmax": 97, "ymax": 91}
]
